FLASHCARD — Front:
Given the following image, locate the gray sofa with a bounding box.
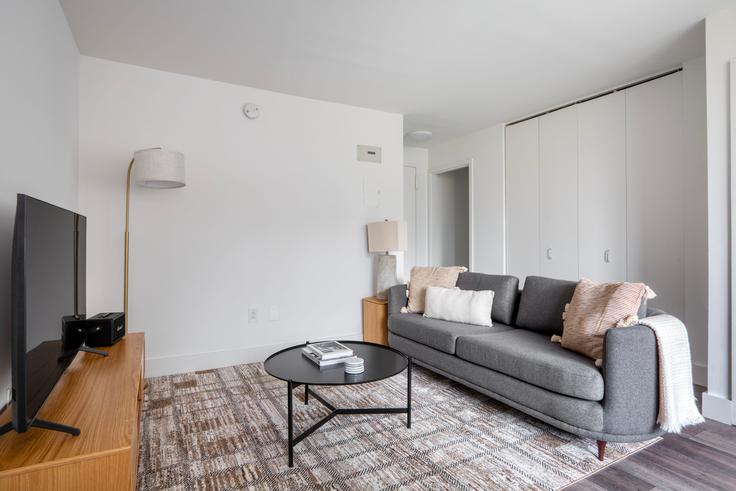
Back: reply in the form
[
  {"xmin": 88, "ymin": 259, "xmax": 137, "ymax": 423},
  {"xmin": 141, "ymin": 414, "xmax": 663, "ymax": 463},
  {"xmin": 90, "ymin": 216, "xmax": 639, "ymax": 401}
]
[{"xmin": 387, "ymin": 272, "xmax": 663, "ymax": 460}]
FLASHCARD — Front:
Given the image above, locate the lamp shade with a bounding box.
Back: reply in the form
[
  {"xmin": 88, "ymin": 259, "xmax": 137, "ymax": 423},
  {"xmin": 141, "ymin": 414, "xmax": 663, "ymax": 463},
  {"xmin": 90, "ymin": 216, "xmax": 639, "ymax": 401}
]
[
  {"xmin": 134, "ymin": 148, "xmax": 186, "ymax": 188},
  {"xmin": 367, "ymin": 220, "xmax": 408, "ymax": 253}
]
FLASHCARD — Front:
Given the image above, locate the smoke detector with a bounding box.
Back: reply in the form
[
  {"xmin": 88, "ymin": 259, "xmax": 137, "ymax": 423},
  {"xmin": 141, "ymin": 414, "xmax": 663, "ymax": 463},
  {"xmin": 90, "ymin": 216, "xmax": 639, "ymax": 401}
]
[
  {"xmin": 243, "ymin": 103, "xmax": 260, "ymax": 119},
  {"xmin": 405, "ymin": 130, "xmax": 433, "ymax": 142}
]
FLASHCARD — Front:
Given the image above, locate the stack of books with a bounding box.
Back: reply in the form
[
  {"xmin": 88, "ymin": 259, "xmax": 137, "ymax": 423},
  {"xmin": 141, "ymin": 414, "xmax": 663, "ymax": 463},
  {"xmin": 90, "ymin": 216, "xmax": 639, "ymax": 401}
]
[{"xmin": 302, "ymin": 341, "xmax": 355, "ymax": 368}]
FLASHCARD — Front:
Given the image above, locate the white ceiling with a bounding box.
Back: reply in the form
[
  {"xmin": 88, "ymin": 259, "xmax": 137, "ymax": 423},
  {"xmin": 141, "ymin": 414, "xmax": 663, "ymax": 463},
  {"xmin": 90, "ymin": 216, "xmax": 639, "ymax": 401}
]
[{"xmin": 60, "ymin": 0, "xmax": 734, "ymax": 143}]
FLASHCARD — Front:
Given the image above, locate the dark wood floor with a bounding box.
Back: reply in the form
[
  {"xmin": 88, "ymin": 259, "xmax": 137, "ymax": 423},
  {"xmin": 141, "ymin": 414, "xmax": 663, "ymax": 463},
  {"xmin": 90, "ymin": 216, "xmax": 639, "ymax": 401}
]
[{"xmin": 569, "ymin": 386, "xmax": 736, "ymax": 490}]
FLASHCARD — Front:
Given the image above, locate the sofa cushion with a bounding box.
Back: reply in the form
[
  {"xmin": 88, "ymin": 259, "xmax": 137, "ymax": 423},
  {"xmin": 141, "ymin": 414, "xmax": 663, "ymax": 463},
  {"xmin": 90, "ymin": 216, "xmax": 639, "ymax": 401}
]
[
  {"xmin": 388, "ymin": 313, "xmax": 512, "ymax": 354},
  {"xmin": 390, "ymin": 332, "xmax": 604, "ymax": 432},
  {"xmin": 455, "ymin": 329, "xmax": 604, "ymax": 401},
  {"xmin": 515, "ymin": 276, "xmax": 578, "ymax": 335},
  {"xmin": 424, "ymin": 286, "xmax": 494, "ymax": 327},
  {"xmin": 456, "ymin": 272, "xmax": 519, "ymax": 325}
]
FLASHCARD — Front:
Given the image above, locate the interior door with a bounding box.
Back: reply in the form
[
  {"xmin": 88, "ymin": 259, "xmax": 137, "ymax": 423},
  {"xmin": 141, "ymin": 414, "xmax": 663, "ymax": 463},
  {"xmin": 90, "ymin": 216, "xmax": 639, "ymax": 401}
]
[
  {"xmin": 505, "ymin": 118, "xmax": 539, "ymax": 286},
  {"xmin": 578, "ymin": 91, "xmax": 627, "ymax": 281},
  {"xmin": 403, "ymin": 166, "xmax": 417, "ymax": 277},
  {"xmin": 539, "ymin": 106, "xmax": 579, "ymax": 280},
  {"xmin": 626, "ymin": 72, "xmax": 684, "ymax": 319}
]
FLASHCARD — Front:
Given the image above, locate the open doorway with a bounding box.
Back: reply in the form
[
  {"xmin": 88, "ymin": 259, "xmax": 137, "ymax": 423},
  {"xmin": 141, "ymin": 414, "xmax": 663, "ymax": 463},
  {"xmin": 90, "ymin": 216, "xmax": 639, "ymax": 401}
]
[
  {"xmin": 403, "ymin": 166, "xmax": 418, "ymax": 275},
  {"xmin": 429, "ymin": 162, "xmax": 472, "ymax": 269}
]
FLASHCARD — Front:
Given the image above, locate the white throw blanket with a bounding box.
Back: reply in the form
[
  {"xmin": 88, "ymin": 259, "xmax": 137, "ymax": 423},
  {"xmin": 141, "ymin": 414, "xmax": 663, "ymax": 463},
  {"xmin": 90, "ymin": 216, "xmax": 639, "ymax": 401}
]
[{"xmin": 638, "ymin": 314, "xmax": 705, "ymax": 433}]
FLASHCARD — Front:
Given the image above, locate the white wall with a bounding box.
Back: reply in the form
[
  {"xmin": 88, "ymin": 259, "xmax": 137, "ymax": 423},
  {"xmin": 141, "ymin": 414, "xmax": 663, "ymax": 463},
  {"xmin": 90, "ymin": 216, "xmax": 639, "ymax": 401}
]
[
  {"xmin": 403, "ymin": 146, "xmax": 429, "ymax": 274},
  {"xmin": 428, "ymin": 124, "xmax": 505, "ymax": 274},
  {"xmin": 78, "ymin": 56, "xmax": 403, "ymax": 376},
  {"xmin": 703, "ymin": 7, "xmax": 736, "ymax": 424},
  {"xmin": 0, "ymin": 1, "xmax": 79, "ymax": 408}
]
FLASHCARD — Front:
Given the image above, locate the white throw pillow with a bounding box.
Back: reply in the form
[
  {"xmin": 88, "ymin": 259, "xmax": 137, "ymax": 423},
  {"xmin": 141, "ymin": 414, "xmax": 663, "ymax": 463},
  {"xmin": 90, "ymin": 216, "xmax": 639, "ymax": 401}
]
[{"xmin": 423, "ymin": 286, "xmax": 494, "ymax": 327}]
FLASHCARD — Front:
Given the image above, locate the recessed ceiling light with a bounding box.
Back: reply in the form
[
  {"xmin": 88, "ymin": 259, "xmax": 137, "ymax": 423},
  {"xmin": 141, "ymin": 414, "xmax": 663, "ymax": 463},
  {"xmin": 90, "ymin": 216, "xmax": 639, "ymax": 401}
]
[{"xmin": 405, "ymin": 130, "xmax": 433, "ymax": 142}]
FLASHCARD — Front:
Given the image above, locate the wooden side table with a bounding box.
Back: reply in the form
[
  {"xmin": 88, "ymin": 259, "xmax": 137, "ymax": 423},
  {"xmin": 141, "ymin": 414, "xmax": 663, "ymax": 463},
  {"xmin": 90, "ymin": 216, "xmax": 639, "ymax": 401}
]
[{"xmin": 362, "ymin": 296, "xmax": 389, "ymax": 346}]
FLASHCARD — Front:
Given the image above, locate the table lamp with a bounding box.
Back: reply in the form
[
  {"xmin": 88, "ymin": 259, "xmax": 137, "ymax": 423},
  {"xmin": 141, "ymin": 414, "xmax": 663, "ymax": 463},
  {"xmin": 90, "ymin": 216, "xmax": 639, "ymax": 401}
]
[
  {"xmin": 367, "ymin": 219, "xmax": 408, "ymax": 299},
  {"xmin": 124, "ymin": 148, "xmax": 186, "ymax": 322}
]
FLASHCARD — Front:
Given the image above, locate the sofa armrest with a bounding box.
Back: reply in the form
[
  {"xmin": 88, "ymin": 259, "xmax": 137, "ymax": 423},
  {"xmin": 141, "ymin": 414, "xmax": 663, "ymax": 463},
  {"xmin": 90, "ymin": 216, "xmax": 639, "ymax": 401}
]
[
  {"xmin": 387, "ymin": 284, "xmax": 408, "ymax": 315},
  {"xmin": 602, "ymin": 325, "xmax": 659, "ymax": 435}
]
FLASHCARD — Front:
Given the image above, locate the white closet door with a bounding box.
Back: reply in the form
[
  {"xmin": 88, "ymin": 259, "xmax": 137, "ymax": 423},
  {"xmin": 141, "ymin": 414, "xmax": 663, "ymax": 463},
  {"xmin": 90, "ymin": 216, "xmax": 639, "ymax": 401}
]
[
  {"xmin": 578, "ymin": 91, "xmax": 627, "ymax": 281},
  {"xmin": 539, "ymin": 106, "xmax": 578, "ymax": 280},
  {"xmin": 505, "ymin": 118, "xmax": 539, "ymax": 286},
  {"xmin": 626, "ymin": 72, "xmax": 684, "ymax": 319}
]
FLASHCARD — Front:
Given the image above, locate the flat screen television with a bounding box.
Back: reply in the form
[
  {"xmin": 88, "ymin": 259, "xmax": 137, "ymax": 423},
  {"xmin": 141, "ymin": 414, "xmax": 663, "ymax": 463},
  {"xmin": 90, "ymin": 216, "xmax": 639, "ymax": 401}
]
[{"xmin": 1, "ymin": 194, "xmax": 86, "ymax": 436}]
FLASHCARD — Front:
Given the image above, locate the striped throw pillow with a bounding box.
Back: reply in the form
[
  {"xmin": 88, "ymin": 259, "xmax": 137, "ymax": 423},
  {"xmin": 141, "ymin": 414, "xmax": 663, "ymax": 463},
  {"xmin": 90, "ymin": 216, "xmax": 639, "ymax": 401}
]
[
  {"xmin": 405, "ymin": 266, "xmax": 467, "ymax": 313},
  {"xmin": 557, "ymin": 278, "xmax": 648, "ymax": 366}
]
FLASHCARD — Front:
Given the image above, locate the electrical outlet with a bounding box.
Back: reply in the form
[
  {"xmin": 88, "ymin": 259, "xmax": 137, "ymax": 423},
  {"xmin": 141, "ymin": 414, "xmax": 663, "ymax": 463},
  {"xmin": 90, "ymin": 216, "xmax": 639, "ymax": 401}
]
[
  {"xmin": 269, "ymin": 306, "xmax": 279, "ymax": 321},
  {"xmin": 5, "ymin": 387, "xmax": 12, "ymax": 404},
  {"xmin": 248, "ymin": 308, "xmax": 257, "ymax": 323}
]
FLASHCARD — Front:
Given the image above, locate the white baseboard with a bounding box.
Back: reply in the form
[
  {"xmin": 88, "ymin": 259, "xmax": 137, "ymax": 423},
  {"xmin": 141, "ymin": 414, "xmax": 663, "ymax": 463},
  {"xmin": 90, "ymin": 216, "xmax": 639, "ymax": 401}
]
[
  {"xmin": 702, "ymin": 392, "xmax": 734, "ymax": 425},
  {"xmin": 691, "ymin": 362, "xmax": 708, "ymax": 387},
  {"xmin": 145, "ymin": 331, "xmax": 363, "ymax": 377}
]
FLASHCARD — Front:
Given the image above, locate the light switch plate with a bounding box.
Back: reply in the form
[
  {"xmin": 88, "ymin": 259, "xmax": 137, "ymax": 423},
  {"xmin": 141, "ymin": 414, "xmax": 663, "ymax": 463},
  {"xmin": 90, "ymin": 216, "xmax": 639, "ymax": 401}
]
[
  {"xmin": 363, "ymin": 177, "xmax": 381, "ymax": 207},
  {"xmin": 357, "ymin": 144, "xmax": 382, "ymax": 163}
]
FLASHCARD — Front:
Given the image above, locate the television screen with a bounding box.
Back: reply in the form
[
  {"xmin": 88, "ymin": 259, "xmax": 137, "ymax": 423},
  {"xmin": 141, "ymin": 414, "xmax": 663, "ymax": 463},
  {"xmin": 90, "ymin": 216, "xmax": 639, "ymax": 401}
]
[{"xmin": 10, "ymin": 194, "xmax": 86, "ymax": 431}]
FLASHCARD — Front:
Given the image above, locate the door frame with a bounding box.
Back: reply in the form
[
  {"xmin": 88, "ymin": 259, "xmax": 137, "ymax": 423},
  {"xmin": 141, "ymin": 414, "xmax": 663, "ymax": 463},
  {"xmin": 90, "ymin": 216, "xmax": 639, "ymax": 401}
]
[
  {"xmin": 403, "ymin": 164, "xmax": 420, "ymax": 275},
  {"xmin": 730, "ymin": 58, "xmax": 736, "ymax": 425},
  {"xmin": 428, "ymin": 158, "xmax": 474, "ymax": 270}
]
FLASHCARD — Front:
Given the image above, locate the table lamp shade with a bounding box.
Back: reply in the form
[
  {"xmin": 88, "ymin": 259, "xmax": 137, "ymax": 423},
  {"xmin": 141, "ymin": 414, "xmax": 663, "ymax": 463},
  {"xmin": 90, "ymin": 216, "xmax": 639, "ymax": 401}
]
[
  {"xmin": 367, "ymin": 220, "xmax": 407, "ymax": 253},
  {"xmin": 134, "ymin": 148, "xmax": 186, "ymax": 188}
]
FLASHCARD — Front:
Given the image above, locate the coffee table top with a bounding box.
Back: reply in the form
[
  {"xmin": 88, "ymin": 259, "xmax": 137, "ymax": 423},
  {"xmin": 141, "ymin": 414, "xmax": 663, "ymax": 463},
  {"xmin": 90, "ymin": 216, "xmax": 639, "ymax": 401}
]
[{"xmin": 264, "ymin": 341, "xmax": 408, "ymax": 386}]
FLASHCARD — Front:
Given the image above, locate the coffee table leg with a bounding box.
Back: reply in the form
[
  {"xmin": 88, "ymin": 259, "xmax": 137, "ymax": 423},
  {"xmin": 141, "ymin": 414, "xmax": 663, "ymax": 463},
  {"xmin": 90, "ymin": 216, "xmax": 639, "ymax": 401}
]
[
  {"xmin": 407, "ymin": 357, "xmax": 412, "ymax": 429},
  {"xmin": 304, "ymin": 383, "xmax": 309, "ymax": 405},
  {"xmin": 287, "ymin": 380, "xmax": 294, "ymax": 467}
]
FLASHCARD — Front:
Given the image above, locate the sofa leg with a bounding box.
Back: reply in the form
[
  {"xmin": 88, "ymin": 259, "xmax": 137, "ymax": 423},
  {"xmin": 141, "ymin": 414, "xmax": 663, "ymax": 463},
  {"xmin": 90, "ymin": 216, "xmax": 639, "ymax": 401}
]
[{"xmin": 597, "ymin": 440, "xmax": 606, "ymax": 461}]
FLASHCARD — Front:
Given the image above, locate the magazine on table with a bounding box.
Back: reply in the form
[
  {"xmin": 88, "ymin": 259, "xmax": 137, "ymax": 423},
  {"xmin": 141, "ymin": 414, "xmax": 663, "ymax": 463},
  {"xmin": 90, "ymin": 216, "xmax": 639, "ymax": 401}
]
[
  {"xmin": 301, "ymin": 348, "xmax": 356, "ymax": 368},
  {"xmin": 304, "ymin": 341, "xmax": 354, "ymax": 360}
]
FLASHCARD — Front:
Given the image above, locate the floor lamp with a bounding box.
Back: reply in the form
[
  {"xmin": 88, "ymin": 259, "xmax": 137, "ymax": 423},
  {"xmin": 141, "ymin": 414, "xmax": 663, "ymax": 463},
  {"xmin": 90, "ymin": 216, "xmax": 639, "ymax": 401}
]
[{"xmin": 124, "ymin": 148, "xmax": 186, "ymax": 324}]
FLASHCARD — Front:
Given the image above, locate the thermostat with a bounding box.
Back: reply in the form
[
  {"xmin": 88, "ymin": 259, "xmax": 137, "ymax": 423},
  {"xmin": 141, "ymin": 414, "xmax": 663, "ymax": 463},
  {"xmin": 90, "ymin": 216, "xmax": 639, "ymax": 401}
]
[{"xmin": 357, "ymin": 144, "xmax": 382, "ymax": 163}]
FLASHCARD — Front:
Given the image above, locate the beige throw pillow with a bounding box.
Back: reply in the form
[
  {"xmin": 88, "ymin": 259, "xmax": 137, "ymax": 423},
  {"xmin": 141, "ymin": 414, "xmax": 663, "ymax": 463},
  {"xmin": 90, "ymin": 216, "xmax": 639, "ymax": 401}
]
[
  {"xmin": 557, "ymin": 278, "xmax": 647, "ymax": 366},
  {"xmin": 405, "ymin": 266, "xmax": 467, "ymax": 313}
]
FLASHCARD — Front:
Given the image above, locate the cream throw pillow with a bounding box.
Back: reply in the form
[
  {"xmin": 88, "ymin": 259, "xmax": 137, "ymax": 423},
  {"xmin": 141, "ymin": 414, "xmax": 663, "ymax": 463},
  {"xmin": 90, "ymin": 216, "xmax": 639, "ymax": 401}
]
[
  {"xmin": 405, "ymin": 266, "xmax": 467, "ymax": 313},
  {"xmin": 555, "ymin": 278, "xmax": 648, "ymax": 366},
  {"xmin": 423, "ymin": 286, "xmax": 495, "ymax": 327}
]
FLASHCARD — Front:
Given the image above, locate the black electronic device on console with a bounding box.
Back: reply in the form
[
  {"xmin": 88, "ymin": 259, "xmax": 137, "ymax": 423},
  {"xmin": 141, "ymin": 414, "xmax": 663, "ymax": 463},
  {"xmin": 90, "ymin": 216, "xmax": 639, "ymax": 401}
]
[{"xmin": 85, "ymin": 312, "xmax": 125, "ymax": 347}]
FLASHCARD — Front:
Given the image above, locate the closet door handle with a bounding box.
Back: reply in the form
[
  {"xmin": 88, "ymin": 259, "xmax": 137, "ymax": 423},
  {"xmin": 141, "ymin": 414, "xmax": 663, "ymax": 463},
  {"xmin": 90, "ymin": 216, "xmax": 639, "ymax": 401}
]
[
  {"xmin": 546, "ymin": 248, "xmax": 553, "ymax": 260},
  {"xmin": 604, "ymin": 249, "xmax": 611, "ymax": 263}
]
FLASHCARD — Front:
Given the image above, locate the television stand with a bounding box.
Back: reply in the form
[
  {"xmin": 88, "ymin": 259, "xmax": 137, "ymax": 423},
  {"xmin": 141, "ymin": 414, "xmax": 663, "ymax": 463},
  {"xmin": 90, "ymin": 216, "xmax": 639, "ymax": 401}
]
[
  {"xmin": 0, "ymin": 418, "xmax": 81, "ymax": 437},
  {"xmin": 0, "ymin": 333, "xmax": 145, "ymax": 490}
]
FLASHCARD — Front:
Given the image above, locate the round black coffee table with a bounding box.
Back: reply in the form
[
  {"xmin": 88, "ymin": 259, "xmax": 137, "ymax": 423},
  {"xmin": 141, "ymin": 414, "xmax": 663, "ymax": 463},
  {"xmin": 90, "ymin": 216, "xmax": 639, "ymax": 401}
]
[{"xmin": 264, "ymin": 341, "xmax": 412, "ymax": 467}]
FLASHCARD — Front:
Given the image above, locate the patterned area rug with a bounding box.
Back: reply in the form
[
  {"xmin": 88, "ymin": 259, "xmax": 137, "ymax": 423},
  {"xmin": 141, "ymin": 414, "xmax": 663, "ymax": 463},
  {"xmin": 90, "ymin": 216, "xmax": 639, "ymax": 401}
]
[{"xmin": 137, "ymin": 362, "xmax": 658, "ymax": 490}]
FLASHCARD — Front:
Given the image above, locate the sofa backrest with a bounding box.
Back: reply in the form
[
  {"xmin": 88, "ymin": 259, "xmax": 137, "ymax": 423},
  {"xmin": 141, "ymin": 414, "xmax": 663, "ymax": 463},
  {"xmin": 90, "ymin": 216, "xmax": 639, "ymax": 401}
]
[
  {"xmin": 515, "ymin": 276, "xmax": 577, "ymax": 336},
  {"xmin": 516, "ymin": 276, "xmax": 651, "ymax": 336},
  {"xmin": 456, "ymin": 272, "xmax": 519, "ymax": 325}
]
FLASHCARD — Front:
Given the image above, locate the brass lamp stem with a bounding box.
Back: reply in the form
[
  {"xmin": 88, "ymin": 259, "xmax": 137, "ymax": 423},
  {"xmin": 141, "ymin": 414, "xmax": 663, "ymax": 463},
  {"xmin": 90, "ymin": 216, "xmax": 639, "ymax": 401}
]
[{"xmin": 124, "ymin": 157, "xmax": 135, "ymax": 322}]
